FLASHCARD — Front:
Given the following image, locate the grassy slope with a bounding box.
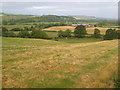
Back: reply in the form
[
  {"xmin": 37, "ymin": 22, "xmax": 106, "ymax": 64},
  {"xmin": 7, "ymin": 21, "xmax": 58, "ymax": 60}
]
[
  {"xmin": 2, "ymin": 37, "xmax": 118, "ymax": 88},
  {"xmin": 2, "ymin": 15, "xmax": 35, "ymax": 21}
]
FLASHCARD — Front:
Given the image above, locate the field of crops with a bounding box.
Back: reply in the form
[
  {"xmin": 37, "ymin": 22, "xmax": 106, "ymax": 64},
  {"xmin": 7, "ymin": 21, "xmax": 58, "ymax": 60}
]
[{"xmin": 2, "ymin": 37, "xmax": 118, "ymax": 88}]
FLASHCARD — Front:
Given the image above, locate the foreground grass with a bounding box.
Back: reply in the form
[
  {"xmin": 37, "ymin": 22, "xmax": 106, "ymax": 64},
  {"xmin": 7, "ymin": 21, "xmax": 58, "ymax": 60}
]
[{"xmin": 2, "ymin": 37, "xmax": 118, "ymax": 88}]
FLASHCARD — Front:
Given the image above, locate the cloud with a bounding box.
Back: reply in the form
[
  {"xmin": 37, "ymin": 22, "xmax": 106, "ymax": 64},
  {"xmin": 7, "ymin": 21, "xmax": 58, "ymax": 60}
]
[
  {"xmin": 2, "ymin": 2, "xmax": 118, "ymax": 19},
  {"xmin": 2, "ymin": 0, "xmax": 120, "ymax": 2},
  {"xmin": 28, "ymin": 6, "xmax": 58, "ymax": 10}
]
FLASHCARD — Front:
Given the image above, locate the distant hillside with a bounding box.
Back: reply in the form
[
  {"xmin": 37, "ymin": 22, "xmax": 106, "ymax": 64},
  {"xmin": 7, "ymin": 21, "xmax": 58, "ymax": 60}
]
[
  {"xmin": 73, "ymin": 15, "xmax": 98, "ymax": 20},
  {"xmin": 2, "ymin": 14, "xmax": 100, "ymax": 25},
  {"xmin": 34, "ymin": 15, "xmax": 76, "ymax": 22},
  {"xmin": 2, "ymin": 13, "xmax": 117, "ymax": 26},
  {"xmin": 2, "ymin": 14, "xmax": 36, "ymax": 21}
]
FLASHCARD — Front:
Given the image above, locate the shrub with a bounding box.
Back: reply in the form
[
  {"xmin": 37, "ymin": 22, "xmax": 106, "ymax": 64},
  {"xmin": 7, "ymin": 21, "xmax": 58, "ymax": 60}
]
[
  {"xmin": 58, "ymin": 29, "xmax": 71, "ymax": 38},
  {"xmin": 58, "ymin": 30, "xmax": 64, "ymax": 37}
]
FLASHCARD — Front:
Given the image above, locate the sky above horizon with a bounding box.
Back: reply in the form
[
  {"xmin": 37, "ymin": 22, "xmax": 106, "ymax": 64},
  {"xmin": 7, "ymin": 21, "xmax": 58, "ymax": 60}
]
[{"xmin": 2, "ymin": 2, "xmax": 118, "ymax": 19}]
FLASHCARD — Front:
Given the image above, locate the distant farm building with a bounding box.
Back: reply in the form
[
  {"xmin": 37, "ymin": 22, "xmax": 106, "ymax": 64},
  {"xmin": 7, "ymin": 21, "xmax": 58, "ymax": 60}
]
[{"xmin": 71, "ymin": 23, "xmax": 95, "ymax": 27}]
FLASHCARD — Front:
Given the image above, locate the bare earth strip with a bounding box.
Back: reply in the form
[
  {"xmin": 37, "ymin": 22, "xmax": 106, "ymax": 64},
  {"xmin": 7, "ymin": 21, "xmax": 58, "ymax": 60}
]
[{"xmin": 2, "ymin": 38, "xmax": 118, "ymax": 88}]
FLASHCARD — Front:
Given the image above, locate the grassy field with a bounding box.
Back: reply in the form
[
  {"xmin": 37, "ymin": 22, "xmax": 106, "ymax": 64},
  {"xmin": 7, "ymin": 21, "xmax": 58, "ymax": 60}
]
[
  {"xmin": 2, "ymin": 15, "xmax": 35, "ymax": 21},
  {"xmin": 43, "ymin": 26, "xmax": 118, "ymax": 35},
  {"xmin": 57, "ymin": 38, "xmax": 103, "ymax": 43},
  {"xmin": 2, "ymin": 37, "xmax": 118, "ymax": 88},
  {"xmin": 45, "ymin": 32, "xmax": 58, "ymax": 38},
  {"xmin": 3, "ymin": 25, "xmax": 32, "ymax": 30}
]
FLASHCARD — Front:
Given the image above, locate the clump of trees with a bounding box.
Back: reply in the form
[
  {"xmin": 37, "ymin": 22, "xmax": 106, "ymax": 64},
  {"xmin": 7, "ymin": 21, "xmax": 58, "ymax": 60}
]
[
  {"xmin": 31, "ymin": 30, "xmax": 48, "ymax": 39},
  {"xmin": 2, "ymin": 26, "xmax": 48, "ymax": 39},
  {"xmin": 58, "ymin": 29, "xmax": 71, "ymax": 38},
  {"xmin": 104, "ymin": 29, "xmax": 118, "ymax": 40},
  {"xmin": 74, "ymin": 25, "xmax": 87, "ymax": 38},
  {"xmin": 18, "ymin": 31, "xmax": 30, "ymax": 38}
]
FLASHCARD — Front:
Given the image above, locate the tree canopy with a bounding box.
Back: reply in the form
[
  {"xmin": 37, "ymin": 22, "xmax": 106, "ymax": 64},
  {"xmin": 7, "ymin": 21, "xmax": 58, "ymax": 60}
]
[
  {"xmin": 74, "ymin": 25, "xmax": 87, "ymax": 38},
  {"xmin": 104, "ymin": 29, "xmax": 117, "ymax": 40}
]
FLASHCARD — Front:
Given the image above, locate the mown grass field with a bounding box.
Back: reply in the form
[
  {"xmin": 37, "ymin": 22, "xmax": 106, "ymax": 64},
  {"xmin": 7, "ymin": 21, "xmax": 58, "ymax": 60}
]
[{"xmin": 2, "ymin": 37, "xmax": 118, "ymax": 88}]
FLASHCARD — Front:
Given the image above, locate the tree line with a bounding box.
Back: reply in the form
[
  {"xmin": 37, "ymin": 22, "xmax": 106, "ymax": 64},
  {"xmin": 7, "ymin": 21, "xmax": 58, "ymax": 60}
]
[
  {"xmin": 2, "ymin": 25, "xmax": 120, "ymax": 40},
  {"xmin": 6, "ymin": 23, "xmax": 67, "ymax": 32},
  {"xmin": 58, "ymin": 25, "xmax": 119, "ymax": 40},
  {"xmin": 2, "ymin": 27, "xmax": 48, "ymax": 39}
]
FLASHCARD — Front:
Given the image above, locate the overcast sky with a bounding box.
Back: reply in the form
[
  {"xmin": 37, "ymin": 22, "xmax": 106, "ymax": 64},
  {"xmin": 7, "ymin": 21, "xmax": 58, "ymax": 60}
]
[{"xmin": 2, "ymin": 2, "xmax": 118, "ymax": 19}]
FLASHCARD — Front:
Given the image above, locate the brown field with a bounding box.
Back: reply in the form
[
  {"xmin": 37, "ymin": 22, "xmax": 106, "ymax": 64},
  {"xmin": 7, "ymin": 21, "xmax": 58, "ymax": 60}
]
[
  {"xmin": 2, "ymin": 37, "xmax": 118, "ymax": 88},
  {"xmin": 43, "ymin": 26, "xmax": 118, "ymax": 34},
  {"xmin": 44, "ymin": 26, "xmax": 75, "ymax": 31}
]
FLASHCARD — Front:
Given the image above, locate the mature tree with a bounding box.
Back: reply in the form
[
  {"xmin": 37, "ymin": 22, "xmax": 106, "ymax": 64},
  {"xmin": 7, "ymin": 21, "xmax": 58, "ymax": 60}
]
[
  {"xmin": 18, "ymin": 31, "xmax": 30, "ymax": 38},
  {"xmin": 93, "ymin": 29, "xmax": 101, "ymax": 38},
  {"xmin": 31, "ymin": 30, "xmax": 48, "ymax": 39},
  {"xmin": 74, "ymin": 25, "xmax": 87, "ymax": 38},
  {"xmin": 64, "ymin": 29, "xmax": 71, "ymax": 37},
  {"xmin": 104, "ymin": 29, "xmax": 117, "ymax": 40}
]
